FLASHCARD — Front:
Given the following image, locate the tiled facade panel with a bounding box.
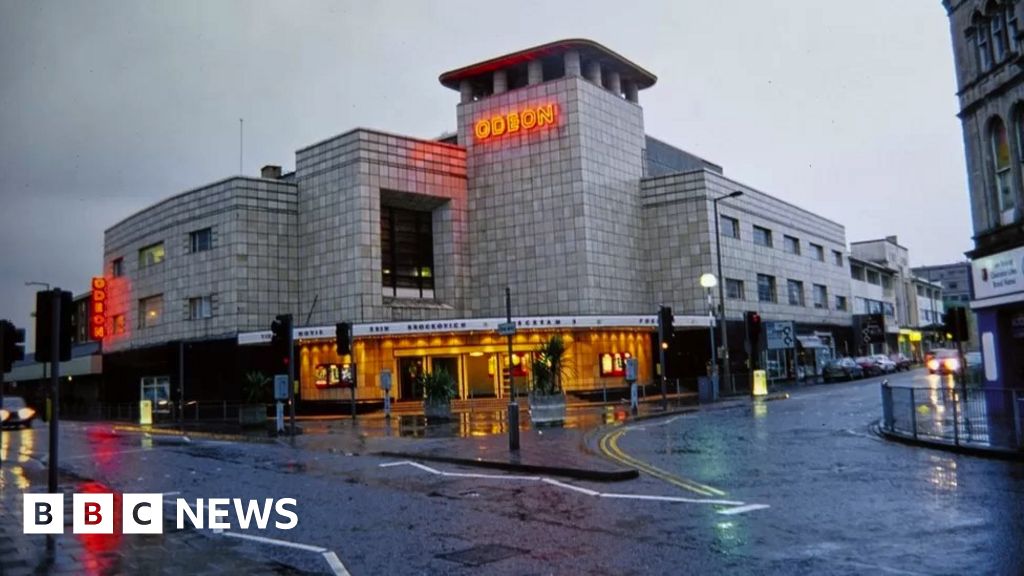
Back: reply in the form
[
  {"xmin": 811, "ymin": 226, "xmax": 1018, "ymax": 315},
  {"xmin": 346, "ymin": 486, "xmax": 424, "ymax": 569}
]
[
  {"xmin": 458, "ymin": 75, "xmax": 648, "ymax": 316},
  {"xmin": 295, "ymin": 129, "xmax": 468, "ymax": 325},
  {"xmin": 103, "ymin": 178, "xmax": 299, "ymax": 352},
  {"xmin": 642, "ymin": 170, "xmax": 852, "ymax": 327}
]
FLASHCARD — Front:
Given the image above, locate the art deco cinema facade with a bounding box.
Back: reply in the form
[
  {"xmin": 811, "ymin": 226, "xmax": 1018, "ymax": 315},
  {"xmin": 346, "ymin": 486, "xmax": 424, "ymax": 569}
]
[{"xmin": 99, "ymin": 40, "xmax": 853, "ymax": 408}]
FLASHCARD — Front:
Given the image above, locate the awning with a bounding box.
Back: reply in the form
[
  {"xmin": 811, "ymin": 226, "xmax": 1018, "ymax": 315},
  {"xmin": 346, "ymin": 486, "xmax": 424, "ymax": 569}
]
[{"xmin": 796, "ymin": 335, "xmax": 828, "ymax": 349}]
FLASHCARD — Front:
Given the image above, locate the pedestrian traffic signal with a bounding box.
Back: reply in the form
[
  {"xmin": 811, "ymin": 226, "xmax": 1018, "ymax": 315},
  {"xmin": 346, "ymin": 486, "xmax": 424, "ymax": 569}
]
[
  {"xmin": 35, "ymin": 290, "xmax": 73, "ymax": 363},
  {"xmin": 942, "ymin": 307, "xmax": 969, "ymax": 343},
  {"xmin": 658, "ymin": 306, "xmax": 674, "ymax": 344},
  {"xmin": 335, "ymin": 322, "xmax": 352, "ymax": 356},
  {"xmin": 1, "ymin": 320, "xmax": 26, "ymax": 372}
]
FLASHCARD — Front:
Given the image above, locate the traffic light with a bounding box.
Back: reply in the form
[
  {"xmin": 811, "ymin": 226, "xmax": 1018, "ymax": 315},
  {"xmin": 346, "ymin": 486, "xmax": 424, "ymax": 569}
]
[
  {"xmin": 745, "ymin": 310, "xmax": 762, "ymax": 349},
  {"xmin": 658, "ymin": 306, "xmax": 674, "ymax": 345},
  {"xmin": 271, "ymin": 314, "xmax": 292, "ymax": 350},
  {"xmin": 942, "ymin": 307, "xmax": 969, "ymax": 342},
  {"xmin": 1, "ymin": 320, "xmax": 26, "ymax": 373},
  {"xmin": 336, "ymin": 322, "xmax": 352, "ymax": 356},
  {"xmin": 35, "ymin": 290, "xmax": 73, "ymax": 363}
]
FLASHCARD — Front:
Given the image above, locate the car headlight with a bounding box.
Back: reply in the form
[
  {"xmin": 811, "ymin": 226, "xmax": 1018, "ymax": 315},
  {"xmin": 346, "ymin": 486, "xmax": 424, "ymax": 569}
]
[
  {"xmin": 0, "ymin": 409, "xmax": 8, "ymax": 422},
  {"xmin": 944, "ymin": 358, "xmax": 960, "ymax": 371},
  {"xmin": 927, "ymin": 359, "xmax": 939, "ymax": 371},
  {"xmin": 17, "ymin": 408, "xmax": 35, "ymax": 420}
]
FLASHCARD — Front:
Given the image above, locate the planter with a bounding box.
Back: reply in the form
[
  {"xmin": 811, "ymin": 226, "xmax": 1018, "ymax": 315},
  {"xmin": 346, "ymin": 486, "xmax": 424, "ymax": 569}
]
[
  {"xmin": 423, "ymin": 400, "xmax": 452, "ymax": 421},
  {"xmin": 238, "ymin": 404, "xmax": 267, "ymax": 427},
  {"xmin": 529, "ymin": 392, "xmax": 566, "ymax": 425}
]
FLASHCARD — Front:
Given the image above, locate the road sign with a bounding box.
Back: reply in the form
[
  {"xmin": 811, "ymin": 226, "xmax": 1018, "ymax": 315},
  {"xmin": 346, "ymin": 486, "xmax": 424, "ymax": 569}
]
[
  {"xmin": 765, "ymin": 321, "xmax": 795, "ymax": 350},
  {"xmin": 497, "ymin": 322, "xmax": 517, "ymax": 336},
  {"xmin": 624, "ymin": 358, "xmax": 638, "ymax": 382},
  {"xmin": 854, "ymin": 314, "xmax": 886, "ymax": 344},
  {"xmin": 274, "ymin": 374, "xmax": 289, "ymax": 400}
]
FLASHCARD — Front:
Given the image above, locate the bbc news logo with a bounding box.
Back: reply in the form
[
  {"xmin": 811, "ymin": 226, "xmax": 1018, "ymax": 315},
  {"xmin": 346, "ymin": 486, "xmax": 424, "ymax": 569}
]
[{"xmin": 24, "ymin": 494, "xmax": 298, "ymax": 534}]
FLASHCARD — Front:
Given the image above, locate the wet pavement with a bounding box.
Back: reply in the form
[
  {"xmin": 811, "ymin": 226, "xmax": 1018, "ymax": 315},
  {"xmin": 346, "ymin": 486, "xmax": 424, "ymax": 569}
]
[{"xmin": 2, "ymin": 368, "xmax": 1022, "ymax": 575}]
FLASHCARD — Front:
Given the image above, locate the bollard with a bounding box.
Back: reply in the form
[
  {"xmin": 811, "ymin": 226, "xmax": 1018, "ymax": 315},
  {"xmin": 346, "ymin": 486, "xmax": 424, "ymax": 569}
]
[{"xmin": 508, "ymin": 402, "xmax": 520, "ymax": 451}]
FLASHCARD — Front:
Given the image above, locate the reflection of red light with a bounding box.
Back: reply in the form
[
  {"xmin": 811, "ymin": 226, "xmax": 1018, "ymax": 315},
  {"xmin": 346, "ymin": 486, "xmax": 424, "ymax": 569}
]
[{"xmin": 76, "ymin": 481, "xmax": 122, "ymax": 574}]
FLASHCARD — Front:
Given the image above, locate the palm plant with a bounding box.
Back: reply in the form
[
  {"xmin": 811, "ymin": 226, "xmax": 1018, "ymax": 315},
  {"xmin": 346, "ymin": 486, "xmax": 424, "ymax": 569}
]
[
  {"xmin": 242, "ymin": 371, "xmax": 270, "ymax": 404},
  {"xmin": 532, "ymin": 335, "xmax": 569, "ymax": 395},
  {"xmin": 421, "ymin": 368, "xmax": 456, "ymax": 404}
]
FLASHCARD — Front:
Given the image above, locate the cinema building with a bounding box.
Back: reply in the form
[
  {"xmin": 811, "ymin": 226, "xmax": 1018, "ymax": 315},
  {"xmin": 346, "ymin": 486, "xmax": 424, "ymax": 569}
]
[{"xmin": 98, "ymin": 40, "xmax": 853, "ymax": 410}]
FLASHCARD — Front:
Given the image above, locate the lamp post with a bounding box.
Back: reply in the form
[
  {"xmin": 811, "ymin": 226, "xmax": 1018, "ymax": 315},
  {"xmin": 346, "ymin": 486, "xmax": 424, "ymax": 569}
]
[
  {"xmin": 699, "ymin": 273, "xmax": 718, "ymax": 377},
  {"xmin": 713, "ymin": 190, "xmax": 743, "ymax": 393}
]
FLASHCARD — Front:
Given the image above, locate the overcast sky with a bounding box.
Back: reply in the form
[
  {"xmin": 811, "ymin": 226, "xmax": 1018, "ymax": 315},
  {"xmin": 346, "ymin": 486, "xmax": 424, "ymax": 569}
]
[{"xmin": 0, "ymin": 0, "xmax": 968, "ymax": 340}]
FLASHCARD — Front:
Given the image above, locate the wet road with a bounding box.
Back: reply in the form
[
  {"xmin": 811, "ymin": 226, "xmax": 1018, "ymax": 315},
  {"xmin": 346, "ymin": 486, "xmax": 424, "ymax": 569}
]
[{"xmin": 2, "ymin": 369, "xmax": 1023, "ymax": 575}]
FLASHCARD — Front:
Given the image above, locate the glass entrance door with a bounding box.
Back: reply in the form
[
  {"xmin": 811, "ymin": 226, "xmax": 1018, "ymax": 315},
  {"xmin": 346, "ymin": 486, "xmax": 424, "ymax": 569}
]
[
  {"xmin": 398, "ymin": 357, "xmax": 424, "ymax": 401},
  {"xmin": 431, "ymin": 357, "xmax": 459, "ymax": 399}
]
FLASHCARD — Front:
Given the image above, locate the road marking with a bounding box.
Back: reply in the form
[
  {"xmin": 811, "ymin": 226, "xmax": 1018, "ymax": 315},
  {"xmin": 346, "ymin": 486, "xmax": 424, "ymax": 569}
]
[
  {"xmin": 717, "ymin": 503, "xmax": 771, "ymax": 515},
  {"xmin": 379, "ymin": 461, "xmax": 768, "ymax": 514},
  {"xmin": 323, "ymin": 551, "xmax": 352, "ymax": 576},
  {"xmin": 62, "ymin": 447, "xmax": 159, "ymax": 460},
  {"xmin": 599, "ymin": 428, "xmax": 727, "ymax": 497},
  {"xmin": 221, "ymin": 530, "xmax": 327, "ymax": 553}
]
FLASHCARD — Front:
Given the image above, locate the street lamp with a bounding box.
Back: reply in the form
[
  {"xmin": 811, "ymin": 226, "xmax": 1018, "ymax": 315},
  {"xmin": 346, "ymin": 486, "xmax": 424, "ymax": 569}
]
[
  {"xmin": 699, "ymin": 273, "xmax": 718, "ymax": 377},
  {"xmin": 713, "ymin": 190, "xmax": 744, "ymax": 393}
]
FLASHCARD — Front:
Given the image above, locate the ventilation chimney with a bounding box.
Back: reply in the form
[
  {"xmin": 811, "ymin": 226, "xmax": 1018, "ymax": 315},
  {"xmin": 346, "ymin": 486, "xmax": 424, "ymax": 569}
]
[{"xmin": 261, "ymin": 165, "xmax": 282, "ymax": 179}]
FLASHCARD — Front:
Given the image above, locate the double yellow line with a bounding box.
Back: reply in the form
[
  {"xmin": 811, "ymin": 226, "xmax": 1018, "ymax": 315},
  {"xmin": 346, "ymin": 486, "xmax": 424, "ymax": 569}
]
[{"xmin": 598, "ymin": 427, "xmax": 727, "ymax": 498}]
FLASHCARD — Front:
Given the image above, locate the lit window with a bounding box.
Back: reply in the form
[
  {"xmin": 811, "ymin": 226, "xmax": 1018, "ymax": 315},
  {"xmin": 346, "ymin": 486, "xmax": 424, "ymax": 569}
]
[
  {"xmin": 381, "ymin": 205, "xmax": 435, "ymax": 299},
  {"xmin": 112, "ymin": 257, "xmax": 124, "ymax": 277},
  {"xmin": 813, "ymin": 284, "xmax": 828, "ymax": 309},
  {"xmin": 787, "ymin": 279, "xmax": 805, "ymax": 307},
  {"xmin": 720, "ymin": 216, "xmax": 740, "ymax": 239},
  {"xmin": 188, "ymin": 296, "xmax": 213, "ymax": 320},
  {"xmin": 725, "ymin": 278, "xmax": 744, "ymax": 300},
  {"xmin": 757, "ymin": 274, "xmax": 776, "ymax": 303},
  {"xmin": 113, "ymin": 314, "xmax": 126, "ymax": 335},
  {"xmin": 991, "ymin": 116, "xmax": 1016, "ymax": 226},
  {"xmin": 139, "ymin": 294, "xmax": 163, "ymax": 328},
  {"xmin": 783, "ymin": 235, "xmax": 800, "ymax": 255},
  {"xmin": 139, "ymin": 242, "xmax": 165, "ymax": 268},
  {"xmin": 753, "ymin": 226, "xmax": 773, "ymax": 248},
  {"xmin": 190, "ymin": 228, "xmax": 213, "ymax": 253}
]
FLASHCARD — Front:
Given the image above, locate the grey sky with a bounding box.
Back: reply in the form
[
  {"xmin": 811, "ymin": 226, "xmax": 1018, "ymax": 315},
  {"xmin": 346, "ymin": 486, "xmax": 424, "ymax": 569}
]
[{"xmin": 0, "ymin": 0, "xmax": 967, "ymax": 340}]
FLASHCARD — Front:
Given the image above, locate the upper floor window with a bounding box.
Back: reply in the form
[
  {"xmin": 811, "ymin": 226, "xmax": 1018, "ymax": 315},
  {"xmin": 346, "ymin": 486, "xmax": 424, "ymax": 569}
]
[
  {"xmin": 835, "ymin": 295, "xmax": 848, "ymax": 311},
  {"xmin": 757, "ymin": 274, "xmax": 777, "ymax": 303},
  {"xmin": 881, "ymin": 275, "xmax": 892, "ymax": 290},
  {"xmin": 810, "ymin": 243, "xmax": 825, "ymax": 262},
  {"xmin": 851, "ymin": 265, "xmax": 865, "ymax": 281},
  {"xmin": 139, "ymin": 294, "xmax": 163, "ymax": 328},
  {"xmin": 188, "ymin": 296, "xmax": 213, "ymax": 320},
  {"xmin": 112, "ymin": 257, "xmax": 124, "ymax": 277},
  {"xmin": 138, "ymin": 242, "xmax": 165, "ymax": 268},
  {"xmin": 833, "ymin": 250, "xmax": 844, "ymax": 267},
  {"xmin": 381, "ymin": 205, "xmax": 435, "ymax": 299},
  {"xmin": 753, "ymin": 226, "xmax": 773, "ymax": 248},
  {"xmin": 190, "ymin": 228, "xmax": 212, "ymax": 253},
  {"xmin": 725, "ymin": 278, "xmax": 744, "ymax": 300},
  {"xmin": 783, "ymin": 235, "xmax": 800, "ymax": 255},
  {"xmin": 990, "ymin": 116, "xmax": 1016, "ymax": 226},
  {"xmin": 917, "ymin": 285, "xmax": 926, "ymax": 297},
  {"xmin": 787, "ymin": 279, "xmax": 805, "ymax": 306},
  {"xmin": 813, "ymin": 284, "xmax": 828, "ymax": 309},
  {"xmin": 866, "ymin": 270, "xmax": 881, "ymax": 286},
  {"xmin": 971, "ymin": 6, "xmax": 1019, "ymax": 74},
  {"xmin": 720, "ymin": 215, "xmax": 740, "ymax": 239}
]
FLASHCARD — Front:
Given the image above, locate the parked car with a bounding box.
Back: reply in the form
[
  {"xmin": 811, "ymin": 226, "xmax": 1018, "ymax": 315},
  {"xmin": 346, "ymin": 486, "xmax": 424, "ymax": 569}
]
[
  {"xmin": 823, "ymin": 358, "xmax": 864, "ymax": 382},
  {"xmin": 926, "ymin": 349, "xmax": 960, "ymax": 375},
  {"xmin": 889, "ymin": 353, "xmax": 913, "ymax": 371},
  {"xmin": 870, "ymin": 355, "xmax": 898, "ymax": 373},
  {"xmin": 0, "ymin": 396, "xmax": 36, "ymax": 429},
  {"xmin": 854, "ymin": 356, "xmax": 885, "ymax": 377}
]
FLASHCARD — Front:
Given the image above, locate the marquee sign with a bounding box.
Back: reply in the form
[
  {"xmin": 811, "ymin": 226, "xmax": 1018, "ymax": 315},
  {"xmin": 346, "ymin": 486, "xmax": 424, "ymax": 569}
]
[
  {"xmin": 91, "ymin": 277, "xmax": 107, "ymax": 340},
  {"xmin": 474, "ymin": 103, "xmax": 557, "ymax": 141}
]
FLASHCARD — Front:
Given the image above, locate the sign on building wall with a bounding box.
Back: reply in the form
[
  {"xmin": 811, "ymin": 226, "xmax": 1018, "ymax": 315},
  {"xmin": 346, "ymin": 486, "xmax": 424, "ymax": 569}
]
[
  {"xmin": 765, "ymin": 321, "xmax": 795, "ymax": 350},
  {"xmin": 90, "ymin": 277, "xmax": 107, "ymax": 340},
  {"xmin": 474, "ymin": 103, "xmax": 558, "ymax": 142},
  {"xmin": 853, "ymin": 314, "xmax": 886, "ymax": 344},
  {"xmin": 972, "ymin": 245, "xmax": 1024, "ymax": 304}
]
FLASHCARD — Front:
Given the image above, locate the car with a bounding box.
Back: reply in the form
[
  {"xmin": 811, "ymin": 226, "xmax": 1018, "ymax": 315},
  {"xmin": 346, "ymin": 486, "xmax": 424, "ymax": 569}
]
[
  {"xmin": 1, "ymin": 396, "xmax": 36, "ymax": 429},
  {"xmin": 870, "ymin": 355, "xmax": 898, "ymax": 373},
  {"xmin": 926, "ymin": 349, "xmax": 961, "ymax": 375},
  {"xmin": 823, "ymin": 358, "xmax": 865, "ymax": 382},
  {"xmin": 854, "ymin": 356, "xmax": 886, "ymax": 377},
  {"xmin": 889, "ymin": 353, "xmax": 913, "ymax": 371}
]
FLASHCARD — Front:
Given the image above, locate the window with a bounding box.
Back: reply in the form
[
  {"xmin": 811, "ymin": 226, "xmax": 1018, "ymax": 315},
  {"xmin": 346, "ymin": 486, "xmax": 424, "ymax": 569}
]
[
  {"xmin": 810, "ymin": 243, "xmax": 824, "ymax": 262},
  {"xmin": 813, "ymin": 284, "xmax": 828, "ymax": 309},
  {"xmin": 112, "ymin": 257, "xmax": 124, "ymax": 277},
  {"xmin": 141, "ymin": 376, "xmax": 171, "ymax": 414},
  {"xmin": 917, "ymin": 285, "xmax": 926, "ymax": 297},
  {"xmin": 757, "ymin": 274, "xmax": 777, "ymax": 303},
  {"xmin": 851, "ymin": 265, "xmax": 865, "ymax": 281},
  {"xmin": 720, "ymin": 215, "xmax": 740, "ymax": 239},
  {"xmin": 753, "ymin": 226, "xmax": 773, "ymax": 248},
  {"xmin": 113, "ymin": 314, "xmax": 125, "ymax": 335},
  {"xmin": 993, "ymin": 11, "xmax": 1007, "ymax": 61},
  {"xmin": 833, "ymin": 250, "xmax": 843, "ymax": 267},
  {"xmin": 866, "ymin": 270, "xmax": 880, "ymax": 286},
  {"xmin": 139, "ymin": 294, "xmax": 163, "ymax": 328},
  {"xmin": 188, "ymin": 296, "xmax": 213, "ymax": 320},
  {"xmin": 884, "ymin": 303, "xmax": 895, "ymax": 318},
  {"xmin": 783, "ymin": 235, "xmax": 800, "ymax": 255},
  {"xmin": 977, "ymin": 23, "xmax": 993, "ymax": 71},
  {"xmin": 1010, "ymin": 6, "xmax": 1020, "ymax": 53},
  {"xmin": 190, "ymin": 228, "xmax": 212, "ymax": 253},
  {"xmin": 948, "ymin": 281, "xmax": 959, "ymax": 290},
  {"xmin": 835, "ymin": 295, "xmax": 848, "ymax": 311},
  {"xmin": 381, "ymin": 205, "xmax": 435, "ymax": 299},
  {"xmin": 991, "ymin": 117, "xmax": 1016, "ymax": 226},
  {"xmin": 139, "ymin": 242, "xmax": 165, "ymax": 268},
  {"xmin": 787, "ymin": 279, "xmax": 805, "ymax": 306},
  {"xmin": 881, "ymin": 275, "xmax": 892, "ymax": 290},
  {"xmin": 725, "ymin": 278, "xmax": 744, "ymax": 300}
]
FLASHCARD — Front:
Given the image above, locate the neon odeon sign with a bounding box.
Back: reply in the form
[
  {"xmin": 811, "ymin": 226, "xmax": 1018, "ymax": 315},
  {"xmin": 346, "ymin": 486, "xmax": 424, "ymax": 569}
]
[{"xmin": 474, "ymin": 103, "xmax": 557, "ymax": 142}]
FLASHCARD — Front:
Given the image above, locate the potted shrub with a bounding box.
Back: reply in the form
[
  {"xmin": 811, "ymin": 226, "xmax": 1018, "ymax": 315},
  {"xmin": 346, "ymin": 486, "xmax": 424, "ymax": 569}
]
[
  {"xmin": 239, "ymin": 371, "xmax": 269, "ymax": 427},
  {"xmin": 422, "ymin": 368, "xmax": 456, "ymax": 421},
  {"xmin": 529, "ymin": 335, "xmax": 569, "ymax": 424}
]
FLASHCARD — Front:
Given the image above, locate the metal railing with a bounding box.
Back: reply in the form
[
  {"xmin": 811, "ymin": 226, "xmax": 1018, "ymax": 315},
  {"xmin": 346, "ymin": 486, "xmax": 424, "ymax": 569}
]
[{"xmin": 880, "ymin": 381, "xmax": 1023, "ymax": 450}]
